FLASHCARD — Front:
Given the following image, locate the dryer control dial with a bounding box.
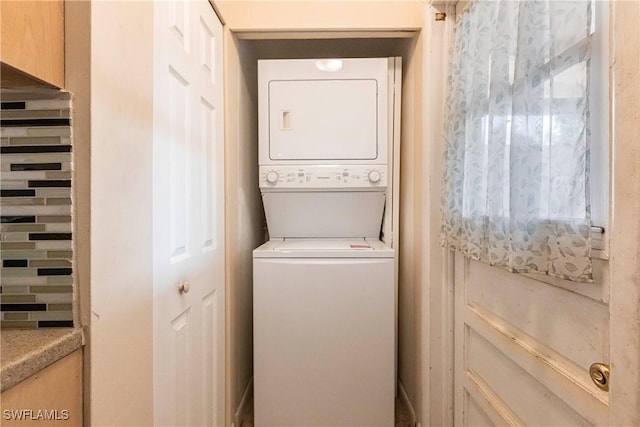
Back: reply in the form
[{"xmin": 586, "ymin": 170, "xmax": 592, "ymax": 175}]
[
  {"xmin": 266, "ymin": 171, "xmax": 279, "ymax": 184},
  {"xmin": 367, "ymin": 170, "xmax": 382, "ymax": 184}
]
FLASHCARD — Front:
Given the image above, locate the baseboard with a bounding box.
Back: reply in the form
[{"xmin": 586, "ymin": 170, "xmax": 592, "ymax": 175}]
[
  {"xmin": 398, "ymin": 379, "xmax": 418, "ymax": 427},
  {"xmin": 232, "ymin": 377, "xmax": 254, "ymax": 427}
]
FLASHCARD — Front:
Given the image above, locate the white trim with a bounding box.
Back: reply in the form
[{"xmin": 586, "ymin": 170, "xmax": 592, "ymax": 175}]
[
  {"xmin": 389, "ymin": 55, "xmax": 403, "ymax": 395},
  {"xmin": 232, "ymin": 377, "xmax": 253, "ymax": 427},
  {"xmin": 422, "ymin": 2, "xmax": 457, "ymax": 426},
  {"xmin": 398, "ymin": 379, "xmax": 417, "ymax": 427}
]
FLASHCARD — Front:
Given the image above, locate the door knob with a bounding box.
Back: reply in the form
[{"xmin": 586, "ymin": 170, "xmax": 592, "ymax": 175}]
[
  {"xmin": 178, "ymin": 281, "xmax": 190, "ymax": 294},
  {"xmin": 589, "ymin": 362, "xmax": 610, "ymax": 391}
]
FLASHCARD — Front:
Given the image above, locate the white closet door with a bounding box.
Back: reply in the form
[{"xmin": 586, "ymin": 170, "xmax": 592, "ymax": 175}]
[{"xmin": 153, "ymin": 0, "xmax": 225, "ymax": 425}]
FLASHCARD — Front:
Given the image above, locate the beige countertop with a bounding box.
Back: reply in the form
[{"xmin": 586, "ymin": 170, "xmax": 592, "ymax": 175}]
[{"xmin": 1, "ymin": 328, "xmax": 83, "ymax": 392}]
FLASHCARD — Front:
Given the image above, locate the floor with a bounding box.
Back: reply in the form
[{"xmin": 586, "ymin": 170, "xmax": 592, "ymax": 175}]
[{"xmin": 240, "ymin": 395, "xmax": 415, "ymax": 427}]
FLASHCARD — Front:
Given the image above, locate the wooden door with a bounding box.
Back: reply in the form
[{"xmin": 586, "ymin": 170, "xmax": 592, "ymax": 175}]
[
  {"xmin": 450, "ymin": 2, "xmax": 634, "ymax": 426},
  {"xmin": 153, "ymin": 0, "xmax": 225, "ymax": 425}
]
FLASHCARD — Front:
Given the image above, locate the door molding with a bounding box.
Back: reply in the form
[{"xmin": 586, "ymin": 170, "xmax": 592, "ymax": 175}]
[{"xmin": 608, "ymin": 2, "xmax": 640, "ymax": 425}]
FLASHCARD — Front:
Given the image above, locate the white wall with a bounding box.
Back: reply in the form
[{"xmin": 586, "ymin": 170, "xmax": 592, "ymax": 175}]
[
  {"xmin": 222, "ymin": 32, "xmax": 266, "ymax": 427},
  {"xmin": 89, "ymin": 2, "xmax": 154, "ymax": 425}
]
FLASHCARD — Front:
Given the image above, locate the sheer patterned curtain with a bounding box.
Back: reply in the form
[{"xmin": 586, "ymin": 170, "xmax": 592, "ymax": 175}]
[{"xmin": 441, "ymin": 0, "xmax": 593, "ymax": 282}]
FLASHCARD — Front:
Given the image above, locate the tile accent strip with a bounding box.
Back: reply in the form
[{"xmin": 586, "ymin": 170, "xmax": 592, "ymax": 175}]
[
  {"xmin": 1, "ymin": 91, "xmax": 73, "ymax": 328},
  {"xmin": 1, "ymin": 190, "xmax": 36, "ymax": 197},
  {"xmin": 3, "ymin": 260, "xmax": 28, "ymax": 268},
  {"xmin": 1, "ymin": 145, "xmax": 72, "ymax": 154},
  {"xmin": 28, "ymin": 180, "xmax": 72, "ymax": 188},
  {"xmin": 11, "ymin": 163, "xmax": 63, "ymax": 171},
  {"xmin": 1, "ymin": 102, "xmax": 26, "ymax": 110},
  {"xmin": 0, "ymin": 118, "xmax": 71, "ymax": 127},
  {"xmin": 0, "ymin": 216, "xmax": 36, "ymax": 224}
]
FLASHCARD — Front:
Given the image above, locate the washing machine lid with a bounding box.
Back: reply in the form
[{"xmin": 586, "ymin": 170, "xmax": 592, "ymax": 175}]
[{"xmin": 253, "ymin": 238, "xmax": 394, "ymax": 258}]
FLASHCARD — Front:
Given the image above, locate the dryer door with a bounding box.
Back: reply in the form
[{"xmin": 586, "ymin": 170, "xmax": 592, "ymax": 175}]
[{"xmin": 268, "ymin": 79, "xmax": 380, "ymax": 161}]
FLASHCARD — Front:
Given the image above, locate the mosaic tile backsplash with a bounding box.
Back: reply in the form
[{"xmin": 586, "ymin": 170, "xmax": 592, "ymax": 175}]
[{"xmin": 0, "ymin": 92, "xmax": 73, "ymax": 328}]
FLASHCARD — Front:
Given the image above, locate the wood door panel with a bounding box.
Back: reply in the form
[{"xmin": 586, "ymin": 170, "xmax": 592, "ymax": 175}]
[
  {"xmin": 466, "ymin": 259, "xmax": 609, "ymax": 371},
  {"xmin": 464, "ymin": 390, "xmax": 497, "ymax": 427},
  {"xmin": 467, "ymin": 326, "xmax": 593, "ymax": 427},
  {"xmin": 455, "ymin": 253, "xmax": 609, "ymax": 427}
]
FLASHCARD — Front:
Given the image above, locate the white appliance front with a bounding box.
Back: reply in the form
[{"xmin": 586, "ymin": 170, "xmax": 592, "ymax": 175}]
[
  {"xmin": 268, "ymin": 79, "xmax": 378, "ymax": 160},
  {"xmin": 258, "ymin": 164, "xmax": 388, "ymax": 239},
  {"xmin": 253, "ymin": 239, "xmax": 395, "ymax": 427},
  {"xmin": 261, "ymin": 192, "xmax": 385, "ymax": 238},
  {"xmin": 259, "ymin": 58, "xmax": 390, "ymax": 166}
]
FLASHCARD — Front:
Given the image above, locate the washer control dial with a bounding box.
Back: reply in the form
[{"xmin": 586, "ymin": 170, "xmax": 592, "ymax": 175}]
[
  {"xmin": 266, "ymin": 170, "xmax": 279, "ymax": 184},
  {"xmin": 368, "ymin": 169, "xmax": 382, "ymax": 184}
]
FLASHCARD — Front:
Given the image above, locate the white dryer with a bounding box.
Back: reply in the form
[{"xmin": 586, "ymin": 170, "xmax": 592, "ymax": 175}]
[
  {"xmin": 258, "ymin": 57, "xmax": 390, "ymax": 166},
  {"xmin": 254, "ymin": 57, "xmax": 401, "ymax": 427}
]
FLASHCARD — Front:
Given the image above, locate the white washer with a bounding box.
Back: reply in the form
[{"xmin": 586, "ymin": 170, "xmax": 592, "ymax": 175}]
[{"xmin": 253, "ymin": 238, "xmax": 395, "ymax": 427}]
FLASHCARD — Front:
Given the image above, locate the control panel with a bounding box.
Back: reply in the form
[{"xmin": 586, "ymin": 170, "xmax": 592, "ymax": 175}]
[{"xmin": 259, "ymin": 165, "xmax": 387, "ymax": 189}]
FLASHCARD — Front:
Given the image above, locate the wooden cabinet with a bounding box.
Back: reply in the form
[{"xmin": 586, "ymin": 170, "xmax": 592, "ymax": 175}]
[
  {"xmin": 0, "ymin": 0, "xmax": 64, "ymax": 88},
  {"xmin": 0, "ymin": 350, "xmax": 83, "ymax": 427}
]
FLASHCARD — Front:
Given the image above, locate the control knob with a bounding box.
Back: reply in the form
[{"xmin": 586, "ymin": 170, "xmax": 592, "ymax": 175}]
[
  {"xmin": 266, "ymin": 171, "xmax": 279, "ymax": 184},
  {"xmin": 368, "ymin": 169, "xmax": 382, "ymax": 184}
]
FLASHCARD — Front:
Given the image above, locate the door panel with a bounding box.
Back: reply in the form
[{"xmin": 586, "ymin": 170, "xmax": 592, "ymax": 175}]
[
  {"xmin": 467, "ymin": 327, "xmax": 591, "ymax": 426},
  {"xmin": 154, "ymin": 0, "xmax": 225, "ymax": 425},
  {"xmin": 198, "ymin": 17, "xmax": 216, "ymax": 83},
  {"xmin": 168, "ymin": 66, "xmax": 190, "ymax": 261},
  {"xmin": 201, "ymin": 291, "xmax": 218, "ymax": 426},
  {"xmin": 171, "ymin": 310, "xmax": 191, "ymax": 426},
  {"xmin": 198, "ymin": 97, "xmax": 215, "ymax": 249},
  {"xmin": 170, "ymin": 1, "xmax": 189, "ymax": 52},
  {"xmin": 465, "ymin": 391, "xmax": 497, "ymax": 427},
  {"xmin": 454, "ymin": 254, "xmax": 609, "ymax": 426},
  {"xmin": 464, "ymin": 260, "xmax": 608, "ymax": 371}
]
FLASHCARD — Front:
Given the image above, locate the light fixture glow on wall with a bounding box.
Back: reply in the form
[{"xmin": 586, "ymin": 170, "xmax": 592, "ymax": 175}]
[{"xmin": 315, "ymin": 59, "xmax": 343, "ymax": 72}]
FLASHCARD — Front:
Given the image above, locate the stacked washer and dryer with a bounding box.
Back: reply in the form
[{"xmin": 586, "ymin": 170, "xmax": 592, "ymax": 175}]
[{"xmin": 253, "ymin": 57, "xmax": 401, "ymax": 426}]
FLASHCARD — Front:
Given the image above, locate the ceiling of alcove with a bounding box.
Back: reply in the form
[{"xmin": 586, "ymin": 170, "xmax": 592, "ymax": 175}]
[{"xmin": 238, "ymin": 36, "xmax": 417, "ymax": 64}]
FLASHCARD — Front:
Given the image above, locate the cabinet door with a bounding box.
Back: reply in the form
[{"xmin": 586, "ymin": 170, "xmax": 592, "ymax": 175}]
[
  {"xmin": 0, "ymin": 1, "xmax": 64, "ymax": 88},
  {"xmin": 0, "ymin": 350, "xmax": 83, "ymax": 427}
]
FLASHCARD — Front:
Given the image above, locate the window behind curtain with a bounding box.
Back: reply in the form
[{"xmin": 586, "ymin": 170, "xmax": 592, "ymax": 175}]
[{"xmin": 441, "ymin": 0, "xmax": 594, "ymax": 282}]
